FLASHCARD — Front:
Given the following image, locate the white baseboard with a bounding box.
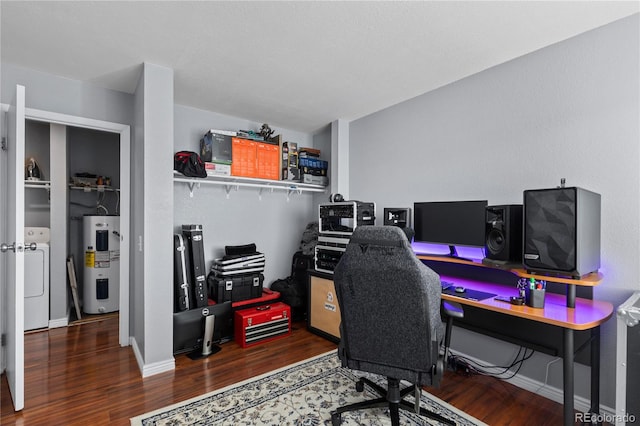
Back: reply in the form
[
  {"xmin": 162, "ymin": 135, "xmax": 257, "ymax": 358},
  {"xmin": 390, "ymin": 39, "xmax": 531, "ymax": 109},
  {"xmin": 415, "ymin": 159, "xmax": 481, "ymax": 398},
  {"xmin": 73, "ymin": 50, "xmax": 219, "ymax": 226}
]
[
  {"xmin": 451, "ymin": 350, "xmax": 616, "ymax": 417},
  {"xmin": 130, "ymin": 337, "xmax": 175, "ymax": 378},
  {"xmin": 48, "ymin": 317, "xmax": 69, "ymax": 328}
]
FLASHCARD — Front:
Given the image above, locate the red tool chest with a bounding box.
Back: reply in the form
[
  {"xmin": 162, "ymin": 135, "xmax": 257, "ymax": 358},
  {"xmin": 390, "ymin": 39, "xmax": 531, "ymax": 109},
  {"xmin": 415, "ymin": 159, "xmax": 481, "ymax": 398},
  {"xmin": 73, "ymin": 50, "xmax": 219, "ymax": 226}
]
[{"xmin": 234, "ymin": 302, "xmax": 291, "ymax": 348}]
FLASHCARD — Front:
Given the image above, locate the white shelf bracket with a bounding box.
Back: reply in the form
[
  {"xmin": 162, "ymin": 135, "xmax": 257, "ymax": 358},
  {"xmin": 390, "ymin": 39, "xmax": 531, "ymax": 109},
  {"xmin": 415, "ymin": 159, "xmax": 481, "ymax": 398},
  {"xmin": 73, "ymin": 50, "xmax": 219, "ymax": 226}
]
[
  {"xmin": 187, "ymin": 182, "xmax": 199, "ymax": 198},
  {"xmin": 224, "ymin": 184, "xmax": 236, "ymax": 199},
  {"xmin": 286, "ymin": 188, "xmax": 302, "ymax": 201}
]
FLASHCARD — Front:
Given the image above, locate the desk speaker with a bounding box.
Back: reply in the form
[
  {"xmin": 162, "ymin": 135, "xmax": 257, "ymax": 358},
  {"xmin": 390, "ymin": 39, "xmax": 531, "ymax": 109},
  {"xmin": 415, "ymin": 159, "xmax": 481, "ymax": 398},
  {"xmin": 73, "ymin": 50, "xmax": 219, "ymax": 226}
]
[
  {"xmin": 523, "ymin": 187, "xmax": 600, "ymax": 278},
  {"xmin": 485, "ymin": 205, "xmax": 523, "ymax": 263}
]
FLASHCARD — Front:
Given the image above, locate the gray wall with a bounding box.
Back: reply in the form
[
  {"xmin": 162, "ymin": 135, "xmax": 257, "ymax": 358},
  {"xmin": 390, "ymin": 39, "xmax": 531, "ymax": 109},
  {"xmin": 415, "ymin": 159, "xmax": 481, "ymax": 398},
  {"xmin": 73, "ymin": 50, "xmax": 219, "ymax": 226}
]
[
  {"xmin": 131, "ymin": 65, "xmax": 146, "ymax": 358},
  {"xmin": 1, "ymin": 64, "xmax": 134, "ymax": 325},
  {"xmin": 1, "ymin": 64, "xmax": 133, "ymax": 126},
  {"xmin": 138, "ymin": 63, "xmax": 174, "ymax": 368},
  {"xmin": 173, "ymin": 105, "xmax": 318, "ymax": 285},
  {"xmin": 349, "ymin": 14, "xmax": 639, "ymax": 408}
]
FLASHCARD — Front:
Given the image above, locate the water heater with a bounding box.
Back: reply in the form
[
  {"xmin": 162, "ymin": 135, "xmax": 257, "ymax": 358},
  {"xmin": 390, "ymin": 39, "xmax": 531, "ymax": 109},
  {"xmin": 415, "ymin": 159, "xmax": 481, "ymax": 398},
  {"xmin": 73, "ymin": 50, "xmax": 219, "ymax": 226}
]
[{"xmin": 83, "ymin": 215, "xmax": 120, "ymax": 314}]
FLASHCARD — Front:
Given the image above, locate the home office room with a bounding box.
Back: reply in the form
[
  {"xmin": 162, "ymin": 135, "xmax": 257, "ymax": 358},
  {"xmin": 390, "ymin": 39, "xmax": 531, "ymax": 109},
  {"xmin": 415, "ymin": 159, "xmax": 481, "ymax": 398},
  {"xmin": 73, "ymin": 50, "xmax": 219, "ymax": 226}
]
[{"xmin": 1, "ymin": 2, "xmax": 639, "ymax": 426}]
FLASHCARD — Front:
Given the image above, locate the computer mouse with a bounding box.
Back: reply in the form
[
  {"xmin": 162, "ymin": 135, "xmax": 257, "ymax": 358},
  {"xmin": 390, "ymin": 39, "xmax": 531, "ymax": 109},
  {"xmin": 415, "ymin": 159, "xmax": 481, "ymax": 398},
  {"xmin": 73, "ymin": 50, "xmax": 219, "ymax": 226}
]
[{"xmin": 454, "ymin": 286, "xmax": 466, "ymax": 293}]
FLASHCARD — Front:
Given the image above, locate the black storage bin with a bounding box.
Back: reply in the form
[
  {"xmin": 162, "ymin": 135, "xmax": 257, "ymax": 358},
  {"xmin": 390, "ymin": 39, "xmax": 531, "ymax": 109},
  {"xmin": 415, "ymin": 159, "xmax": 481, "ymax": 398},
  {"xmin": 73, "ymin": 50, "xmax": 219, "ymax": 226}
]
[{"xmin": 207, "ymin": 272, "xmax": 264, "ymax": 303}]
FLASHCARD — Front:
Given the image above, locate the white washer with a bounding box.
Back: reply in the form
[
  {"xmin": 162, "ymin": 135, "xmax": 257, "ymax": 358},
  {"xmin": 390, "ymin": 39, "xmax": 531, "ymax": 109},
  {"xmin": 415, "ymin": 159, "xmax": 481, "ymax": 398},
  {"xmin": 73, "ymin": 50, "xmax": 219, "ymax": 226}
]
[{"xmin": 24, "ymin": 227, "xmax": 50, "ymax": 331}]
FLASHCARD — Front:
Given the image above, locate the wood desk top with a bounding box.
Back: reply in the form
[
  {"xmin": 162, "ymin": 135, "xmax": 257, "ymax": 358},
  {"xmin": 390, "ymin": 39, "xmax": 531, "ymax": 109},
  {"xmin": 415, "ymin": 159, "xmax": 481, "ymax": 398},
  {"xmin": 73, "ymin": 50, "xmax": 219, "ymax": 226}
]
[
  {"xmin": 417, "ymin": 254, "xmax": 604, "ymax": 286},
  {"xmin": 439, "ymin": 275, "xmax": 614, "ymax": 331}
]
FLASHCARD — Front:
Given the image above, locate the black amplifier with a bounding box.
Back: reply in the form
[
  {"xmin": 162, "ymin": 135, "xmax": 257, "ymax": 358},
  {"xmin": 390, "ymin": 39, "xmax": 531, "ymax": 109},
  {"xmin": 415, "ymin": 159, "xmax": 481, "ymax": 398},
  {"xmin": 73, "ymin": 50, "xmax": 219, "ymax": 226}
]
[
  {"xmin": 319, "ymin": 201, "xmax": 376, "ymax": 236},
  {"xmin": 314, "ymin": 245, "xmax": 347, "ymax": 274}
]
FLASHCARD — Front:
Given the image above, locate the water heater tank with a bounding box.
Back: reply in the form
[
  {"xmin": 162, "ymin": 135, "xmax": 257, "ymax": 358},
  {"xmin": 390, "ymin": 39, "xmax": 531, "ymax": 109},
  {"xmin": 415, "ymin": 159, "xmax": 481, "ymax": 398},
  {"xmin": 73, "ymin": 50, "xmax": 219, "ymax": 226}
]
[{"xmin": 83, "ymin": 215, "xmax": 120, "ymax": 314}]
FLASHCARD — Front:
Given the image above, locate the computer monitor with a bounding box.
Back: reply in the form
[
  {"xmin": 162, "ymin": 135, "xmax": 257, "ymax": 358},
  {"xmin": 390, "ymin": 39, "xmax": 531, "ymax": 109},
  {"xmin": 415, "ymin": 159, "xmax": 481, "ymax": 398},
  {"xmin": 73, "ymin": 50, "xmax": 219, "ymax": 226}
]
[
  {"xmin": 172, "ymin": 301, "xmax": 232, "ymax": 357},
  {"xmin": 413, "ymin": 200, "xmax": 488, "ymax": 256}
]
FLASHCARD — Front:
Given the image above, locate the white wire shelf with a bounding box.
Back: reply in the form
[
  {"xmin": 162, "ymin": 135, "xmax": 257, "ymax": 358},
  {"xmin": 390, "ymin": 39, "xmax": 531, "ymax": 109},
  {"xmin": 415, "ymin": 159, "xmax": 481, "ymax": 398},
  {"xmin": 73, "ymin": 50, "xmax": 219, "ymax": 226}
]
[
  {"xmin": 24, "ymin": 180, "xmax": 51, "ymax": 190},
  {"xmin": 69, "ymin": 185, "xmax": 120, "ymax": 193},
  {"xmin": 173, "ymin": 172, "xmax": 327, "ymax": 200}
]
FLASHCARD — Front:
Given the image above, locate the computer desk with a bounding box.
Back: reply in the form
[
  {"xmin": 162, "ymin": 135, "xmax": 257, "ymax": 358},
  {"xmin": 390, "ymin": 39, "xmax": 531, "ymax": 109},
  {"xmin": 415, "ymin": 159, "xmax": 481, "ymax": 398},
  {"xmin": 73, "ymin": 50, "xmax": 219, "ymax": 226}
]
[{"xmin": 417, "ymin": 255, "xmax": 614, "ymax": 426}]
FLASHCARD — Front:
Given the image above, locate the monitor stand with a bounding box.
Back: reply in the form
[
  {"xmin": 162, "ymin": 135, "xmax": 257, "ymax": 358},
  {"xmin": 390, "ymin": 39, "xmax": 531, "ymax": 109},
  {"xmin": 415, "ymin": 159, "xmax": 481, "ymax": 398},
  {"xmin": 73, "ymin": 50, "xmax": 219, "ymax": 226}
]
[
  {"xmin": 188, "ymin": 314, "xmax": 221, "ymax": 360},
  {"xmin": 423, "ymin": 245, "xmax": 473, "ymax": 262}
]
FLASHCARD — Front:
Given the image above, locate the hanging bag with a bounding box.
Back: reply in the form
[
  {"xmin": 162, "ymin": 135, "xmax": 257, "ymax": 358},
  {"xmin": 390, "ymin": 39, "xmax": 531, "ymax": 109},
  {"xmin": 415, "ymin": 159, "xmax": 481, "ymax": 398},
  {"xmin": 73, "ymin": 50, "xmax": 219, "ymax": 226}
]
[{"xmin": 174, "ymin": 151, "xmax": 207, "ymax": 178}]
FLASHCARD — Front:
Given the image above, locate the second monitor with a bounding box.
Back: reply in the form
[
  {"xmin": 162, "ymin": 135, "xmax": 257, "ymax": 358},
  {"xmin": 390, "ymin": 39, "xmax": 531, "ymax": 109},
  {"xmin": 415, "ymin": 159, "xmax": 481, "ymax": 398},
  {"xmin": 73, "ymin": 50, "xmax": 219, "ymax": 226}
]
[{"xmin": 413, "ymin": 200, "xmax": 488, "ymax": 257}]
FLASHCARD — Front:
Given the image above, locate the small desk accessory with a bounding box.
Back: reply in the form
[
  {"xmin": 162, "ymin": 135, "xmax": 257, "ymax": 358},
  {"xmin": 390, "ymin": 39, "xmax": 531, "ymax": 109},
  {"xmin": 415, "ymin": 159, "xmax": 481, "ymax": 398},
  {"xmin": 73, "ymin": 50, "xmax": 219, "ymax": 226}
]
[{"xmin": 521, "ymin": 277, "xmax": 546, "ymax": 308}]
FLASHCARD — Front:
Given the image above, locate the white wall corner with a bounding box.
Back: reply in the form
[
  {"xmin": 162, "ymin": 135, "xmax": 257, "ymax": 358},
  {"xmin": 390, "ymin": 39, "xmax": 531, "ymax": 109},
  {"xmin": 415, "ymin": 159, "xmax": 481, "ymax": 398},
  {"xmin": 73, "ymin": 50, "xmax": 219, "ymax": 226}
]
[{"xmin": 331, "ymin": 119, "xmax": 349, "ymax": 199}]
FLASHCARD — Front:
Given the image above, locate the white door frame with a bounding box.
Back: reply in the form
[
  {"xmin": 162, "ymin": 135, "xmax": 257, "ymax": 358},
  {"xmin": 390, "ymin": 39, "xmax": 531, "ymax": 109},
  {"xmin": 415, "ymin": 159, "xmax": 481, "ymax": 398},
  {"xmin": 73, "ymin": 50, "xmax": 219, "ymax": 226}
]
[{"xmin": 24, "ymin": 107, "xmax": 130, "ymax": 347}]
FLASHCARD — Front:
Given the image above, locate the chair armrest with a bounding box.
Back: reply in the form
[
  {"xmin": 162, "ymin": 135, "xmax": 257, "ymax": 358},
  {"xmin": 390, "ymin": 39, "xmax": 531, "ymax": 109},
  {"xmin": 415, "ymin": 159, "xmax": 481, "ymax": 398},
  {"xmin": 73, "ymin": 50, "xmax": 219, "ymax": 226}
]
[{"xmin": 442, "ymin": 300, "xmax": 464, "ymax": 320}]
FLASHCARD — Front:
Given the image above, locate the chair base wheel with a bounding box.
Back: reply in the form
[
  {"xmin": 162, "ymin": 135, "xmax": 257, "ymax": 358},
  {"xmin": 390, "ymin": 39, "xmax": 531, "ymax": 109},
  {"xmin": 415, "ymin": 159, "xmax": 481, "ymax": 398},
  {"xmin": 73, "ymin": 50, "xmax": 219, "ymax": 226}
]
[
  {"xmin": 331, "ymin": 412, "xmax": 341, "ymax": 426},
  {"xmin": 355, "ymin": 379, "xmax": 364, "ymax": 392}
]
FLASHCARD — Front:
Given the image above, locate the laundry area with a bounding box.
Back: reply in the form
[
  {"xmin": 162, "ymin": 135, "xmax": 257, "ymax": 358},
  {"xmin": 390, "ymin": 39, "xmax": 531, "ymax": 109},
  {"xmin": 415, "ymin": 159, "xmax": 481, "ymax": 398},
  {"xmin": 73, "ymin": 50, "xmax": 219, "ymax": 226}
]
[{"xmin": 24, "ymin": 120, "xmax": 122, "ymax": 330}]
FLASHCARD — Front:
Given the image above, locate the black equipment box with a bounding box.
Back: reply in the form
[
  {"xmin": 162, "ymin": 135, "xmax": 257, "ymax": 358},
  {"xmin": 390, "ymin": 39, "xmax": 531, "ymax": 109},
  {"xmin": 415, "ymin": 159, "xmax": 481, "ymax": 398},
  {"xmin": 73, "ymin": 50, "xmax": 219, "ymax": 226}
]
[
  {"xmin": 207, "ymin": 272, "xmax": 264, "ymax": 304},
  {"xmin": 318, "ymin": 201, "xmax": 376, "ymax": 236},
  {"xmin": 182, "ymin": 225, "xmax": 208, "ymax": 307},
  {"xmin": 173, "ymin": 234, "xmax": 192, "ymax": 312}
]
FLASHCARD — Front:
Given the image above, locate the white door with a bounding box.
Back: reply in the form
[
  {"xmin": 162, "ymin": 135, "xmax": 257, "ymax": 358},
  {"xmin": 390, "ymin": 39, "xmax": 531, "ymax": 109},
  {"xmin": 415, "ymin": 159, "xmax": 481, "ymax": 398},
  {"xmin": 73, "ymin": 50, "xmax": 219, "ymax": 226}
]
[{"xmin": 2, "ymin": 84, "xmax": 26, "ymax": 411}]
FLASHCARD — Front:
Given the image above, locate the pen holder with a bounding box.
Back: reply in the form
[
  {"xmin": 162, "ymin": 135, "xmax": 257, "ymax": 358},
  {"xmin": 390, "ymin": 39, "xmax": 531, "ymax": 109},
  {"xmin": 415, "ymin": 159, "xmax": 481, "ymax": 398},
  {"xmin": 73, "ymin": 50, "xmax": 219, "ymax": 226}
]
[{"xmin": 524, "ymin": 287, "xmax": 545, "ymax": 308}]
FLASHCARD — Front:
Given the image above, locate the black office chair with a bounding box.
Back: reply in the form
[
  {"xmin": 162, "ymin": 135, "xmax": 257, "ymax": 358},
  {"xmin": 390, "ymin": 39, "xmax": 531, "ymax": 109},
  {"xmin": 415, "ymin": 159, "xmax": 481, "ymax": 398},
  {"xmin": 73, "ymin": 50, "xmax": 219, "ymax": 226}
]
[{"xmin": 331, "ymin": 225, "xmax": 463, "ymax": 426}]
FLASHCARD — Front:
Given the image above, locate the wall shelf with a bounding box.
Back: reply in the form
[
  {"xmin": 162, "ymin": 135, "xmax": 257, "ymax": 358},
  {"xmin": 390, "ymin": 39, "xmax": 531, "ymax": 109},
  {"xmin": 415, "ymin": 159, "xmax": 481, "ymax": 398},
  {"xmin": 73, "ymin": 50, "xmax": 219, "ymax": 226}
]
[
  {"xmin": 69, "ymin": 185, "xmax": 120, "ymax": 193},
  {"xmin": 173, "ymin": 172, "xmax": 327, "ymax": 200},
  {"xmin": 25, "ymin": 180, "xmax": 51, "ymax": 190}
]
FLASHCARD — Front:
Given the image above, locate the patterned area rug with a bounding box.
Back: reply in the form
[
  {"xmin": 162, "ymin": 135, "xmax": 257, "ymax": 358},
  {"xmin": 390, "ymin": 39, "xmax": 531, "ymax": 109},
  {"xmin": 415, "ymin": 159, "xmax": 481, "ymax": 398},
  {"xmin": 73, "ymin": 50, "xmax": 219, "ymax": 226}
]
[{"xmin": 131, "ymin": 351, "xmax": 486, "ymax": 425}]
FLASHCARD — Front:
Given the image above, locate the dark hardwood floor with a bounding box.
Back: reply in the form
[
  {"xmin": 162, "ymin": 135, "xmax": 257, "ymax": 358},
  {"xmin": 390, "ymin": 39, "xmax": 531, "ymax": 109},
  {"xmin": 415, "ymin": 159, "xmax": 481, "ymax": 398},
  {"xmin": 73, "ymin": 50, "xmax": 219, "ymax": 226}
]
[{"xmin": 1, "ymin": 314, "xmax": 566, "ymax": 425}]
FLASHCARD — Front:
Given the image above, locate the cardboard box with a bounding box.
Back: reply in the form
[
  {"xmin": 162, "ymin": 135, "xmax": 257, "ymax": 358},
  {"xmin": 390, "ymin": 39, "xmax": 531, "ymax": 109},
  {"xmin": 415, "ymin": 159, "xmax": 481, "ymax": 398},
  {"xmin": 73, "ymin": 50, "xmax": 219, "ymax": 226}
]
[
  {"xmin": 282, "ymin": 141, "xmax": 300, "ymax": 181},
  {"xmin": 302, "ymin": 174, "xmax": 328, "ymax": 186},
  {"xmin": 200, "ymin": 130, "xmax": 233, "ymax": 163},
  {"xmin": 205, "ymin": 161, "xmax": 231, "ymax": 177}
]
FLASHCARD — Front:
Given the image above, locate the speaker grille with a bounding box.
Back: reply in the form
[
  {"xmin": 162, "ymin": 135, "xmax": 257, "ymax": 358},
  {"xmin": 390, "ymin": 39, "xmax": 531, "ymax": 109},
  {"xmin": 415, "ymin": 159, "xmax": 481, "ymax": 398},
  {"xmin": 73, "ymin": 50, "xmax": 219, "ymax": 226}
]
[
  {"xmin": 486, "ymin": 228, "xmax": 505, "ymax": 255},
  {"xmin": 485, "ymin": 205, "xmax": 522, "ymax": 263},
  {"xmin": 524, "ymin": 188, "xmax": 576, "ymax": 271}
]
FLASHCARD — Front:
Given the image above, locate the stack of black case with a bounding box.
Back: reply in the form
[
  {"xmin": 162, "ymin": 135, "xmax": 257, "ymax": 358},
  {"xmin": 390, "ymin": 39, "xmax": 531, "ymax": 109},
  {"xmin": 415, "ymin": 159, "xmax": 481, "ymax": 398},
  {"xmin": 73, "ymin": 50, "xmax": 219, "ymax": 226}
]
[{"xmin": 207, "ymin": 244, "xmax": 265, "ymax": 303}]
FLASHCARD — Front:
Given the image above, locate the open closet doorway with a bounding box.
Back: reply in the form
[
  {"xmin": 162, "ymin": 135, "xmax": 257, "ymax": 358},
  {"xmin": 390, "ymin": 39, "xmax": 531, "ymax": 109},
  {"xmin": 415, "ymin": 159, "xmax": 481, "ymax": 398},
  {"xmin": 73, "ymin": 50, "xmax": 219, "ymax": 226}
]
[{"xmin": 26, "ymin": 107, "xmax": 130, "ymax": 347}]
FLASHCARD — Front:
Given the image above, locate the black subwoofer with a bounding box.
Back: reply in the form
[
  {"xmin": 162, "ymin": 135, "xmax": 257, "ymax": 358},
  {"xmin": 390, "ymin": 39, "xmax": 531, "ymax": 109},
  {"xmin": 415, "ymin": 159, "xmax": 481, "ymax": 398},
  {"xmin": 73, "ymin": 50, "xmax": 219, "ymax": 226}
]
[
  {"xmin": 523, "ymin": 187, "xmax": 600, "ymax": 278},
  {"xmin": 485, "ymin": 205, "xmax": 523, "ymax": 263}
]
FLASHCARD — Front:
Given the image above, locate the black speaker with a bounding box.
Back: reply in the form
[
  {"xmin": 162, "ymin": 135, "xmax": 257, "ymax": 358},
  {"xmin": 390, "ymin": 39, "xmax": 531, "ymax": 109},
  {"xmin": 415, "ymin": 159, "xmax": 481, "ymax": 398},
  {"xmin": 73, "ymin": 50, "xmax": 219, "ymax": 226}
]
[
  {"xmin": 383, "ymin": 208, "xmax": 411, "ymax": 228},
  {"xmin": 523, "ymin": 187, "xmax": 600, "ymax": 278},
  {"xmin": 485, "ymin": 205, "xmax": 523, "ymax": 263}
]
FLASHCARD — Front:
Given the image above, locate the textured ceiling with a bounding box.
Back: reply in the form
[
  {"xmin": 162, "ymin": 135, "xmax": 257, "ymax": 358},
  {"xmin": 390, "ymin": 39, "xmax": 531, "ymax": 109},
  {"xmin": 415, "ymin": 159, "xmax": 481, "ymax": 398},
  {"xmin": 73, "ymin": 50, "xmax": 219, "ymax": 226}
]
[{"xmin": 2, "ymin": 1, "xmax": 638, "ymax": 133}]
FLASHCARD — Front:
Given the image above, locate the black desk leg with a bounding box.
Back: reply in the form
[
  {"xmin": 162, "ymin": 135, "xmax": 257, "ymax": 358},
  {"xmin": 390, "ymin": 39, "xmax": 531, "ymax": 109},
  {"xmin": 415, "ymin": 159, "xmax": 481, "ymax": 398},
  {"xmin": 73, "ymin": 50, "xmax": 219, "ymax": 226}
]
[
  {"xmin": 590, "ymin": 327, "xmax": 601, "ymax": 424},
  {"xmin": 564, "ymin": 328, "xmax": 574, "ymax": 426}
]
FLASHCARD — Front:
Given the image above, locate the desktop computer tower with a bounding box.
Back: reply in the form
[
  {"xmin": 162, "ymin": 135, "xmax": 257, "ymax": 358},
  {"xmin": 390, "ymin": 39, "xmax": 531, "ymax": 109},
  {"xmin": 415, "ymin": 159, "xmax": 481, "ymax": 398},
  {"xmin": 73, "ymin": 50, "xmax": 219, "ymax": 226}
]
[{"xmin": 523, "ymin": 187, "xmax": 600, "ymax": 278}]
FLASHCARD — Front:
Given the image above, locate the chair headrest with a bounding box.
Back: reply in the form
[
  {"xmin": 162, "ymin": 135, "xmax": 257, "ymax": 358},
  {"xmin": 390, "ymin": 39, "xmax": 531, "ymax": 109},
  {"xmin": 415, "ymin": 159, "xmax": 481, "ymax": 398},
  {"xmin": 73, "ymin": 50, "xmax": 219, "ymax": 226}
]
[{"xmin": 348, "ymin": 226, "xmax": 409, "ymax": 248}]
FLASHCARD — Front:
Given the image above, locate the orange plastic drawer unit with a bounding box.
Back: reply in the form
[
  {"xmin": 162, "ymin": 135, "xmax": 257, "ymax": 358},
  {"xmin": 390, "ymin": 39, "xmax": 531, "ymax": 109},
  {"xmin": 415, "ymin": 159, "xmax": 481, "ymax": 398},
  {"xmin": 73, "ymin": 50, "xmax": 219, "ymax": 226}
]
[
  {"xmin": 256, "ymin": 142, "xmax": 280, "ymax": 180},
  {"xmin": 231, "ymin": 137, "xmax": 258, "ymax": 178}
]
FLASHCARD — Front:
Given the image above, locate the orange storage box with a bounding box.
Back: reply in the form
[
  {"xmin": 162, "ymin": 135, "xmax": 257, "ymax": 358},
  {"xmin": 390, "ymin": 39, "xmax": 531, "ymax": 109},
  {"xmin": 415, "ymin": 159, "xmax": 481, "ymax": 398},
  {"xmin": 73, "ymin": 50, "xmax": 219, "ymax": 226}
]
[
  {"xmin": 231, "ymin": 137, "xmax": 258, "ymax": 178},
  {"xmin": 256, "ymin": 142, "xmax": 280, "ymax": 180}
]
